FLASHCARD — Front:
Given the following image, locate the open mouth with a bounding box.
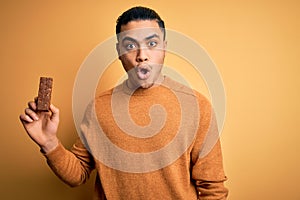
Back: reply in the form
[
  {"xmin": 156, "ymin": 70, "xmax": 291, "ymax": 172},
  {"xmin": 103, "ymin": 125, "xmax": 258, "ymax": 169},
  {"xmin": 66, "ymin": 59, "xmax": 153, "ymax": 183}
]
[
  {"xmin": 140, "ymin": 68, "xmax": 149, "ymax": 75},
  {"xmin": 136, "ymin": 65, "xmax": 151, "ymax": 80}
]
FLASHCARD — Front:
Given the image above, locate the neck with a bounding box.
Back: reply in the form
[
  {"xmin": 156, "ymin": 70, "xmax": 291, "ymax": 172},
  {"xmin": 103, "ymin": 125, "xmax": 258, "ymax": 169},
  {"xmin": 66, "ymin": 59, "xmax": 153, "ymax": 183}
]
[{"xmin": 126, "ymin": 74, "xmax": 165, "ymax": 91}]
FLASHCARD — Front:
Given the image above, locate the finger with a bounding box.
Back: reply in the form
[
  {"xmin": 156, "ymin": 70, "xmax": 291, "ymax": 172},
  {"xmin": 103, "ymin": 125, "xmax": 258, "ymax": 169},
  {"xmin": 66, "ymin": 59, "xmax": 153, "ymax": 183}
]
[
  {"xmin": 24, "ymin": 108, "xmax": 39, "ymax": 121},
  {"xmin": 28, "ymin": 100, "xmax": 37, "ymax": 111},
  {"xmin": 49, "ymin": 104, "xmax": 59, "ymax": 123},
  {"xmin": 19, "ymin": 114, "xmax": 34, "ymax": 123}
]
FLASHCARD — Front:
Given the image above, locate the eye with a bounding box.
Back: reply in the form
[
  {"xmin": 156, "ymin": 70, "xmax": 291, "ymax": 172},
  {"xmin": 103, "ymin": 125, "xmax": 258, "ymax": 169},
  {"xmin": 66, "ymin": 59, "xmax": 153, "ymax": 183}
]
[
  {"xmin": 125, "ymin": 43, "xmax": 136, "ymax": 50},
  {"xmin": 148, "ymin": 41, "xmax": 157, "ymax": 47}
]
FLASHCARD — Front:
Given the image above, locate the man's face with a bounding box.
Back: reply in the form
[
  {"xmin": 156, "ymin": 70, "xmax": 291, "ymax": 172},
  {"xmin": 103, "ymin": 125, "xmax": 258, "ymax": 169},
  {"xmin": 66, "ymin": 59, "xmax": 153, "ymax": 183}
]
[{"xmin": 117, "ymin": 20, "xmax": 167, "ymax": 89}]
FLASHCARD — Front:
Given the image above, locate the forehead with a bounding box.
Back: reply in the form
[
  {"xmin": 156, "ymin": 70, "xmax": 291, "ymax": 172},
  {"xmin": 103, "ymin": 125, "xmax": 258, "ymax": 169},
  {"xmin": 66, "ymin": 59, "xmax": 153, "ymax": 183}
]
[{"xmin": 118, "ymin": 20, "xmax": 163, "ymax": 41}]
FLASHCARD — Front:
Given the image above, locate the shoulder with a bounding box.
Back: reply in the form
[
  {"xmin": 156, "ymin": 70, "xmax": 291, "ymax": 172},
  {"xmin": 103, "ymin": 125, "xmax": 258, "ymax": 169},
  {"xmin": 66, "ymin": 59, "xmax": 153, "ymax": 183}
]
[
  {"xmin": 164, "ymin": 76, "xmax": 211, "ymax": 106},
  {"xmin": 95, "ymin": 83, "xmax": 123, "ymax": 100}
]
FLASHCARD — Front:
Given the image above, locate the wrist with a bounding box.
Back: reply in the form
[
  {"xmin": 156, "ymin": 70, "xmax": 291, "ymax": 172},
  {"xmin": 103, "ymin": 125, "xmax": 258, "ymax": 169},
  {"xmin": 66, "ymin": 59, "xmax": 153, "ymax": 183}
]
[{"xmin": 40, "ymin": 138, "xmax": 59, "ymax": 154}]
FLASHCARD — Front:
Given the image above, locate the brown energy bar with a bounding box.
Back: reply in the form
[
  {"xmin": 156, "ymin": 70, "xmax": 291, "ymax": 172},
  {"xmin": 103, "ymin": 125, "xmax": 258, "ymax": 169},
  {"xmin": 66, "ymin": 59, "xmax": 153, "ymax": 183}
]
[{"xmin": 37, "ymin": 77, "xmax": 53, "ymax": 111}]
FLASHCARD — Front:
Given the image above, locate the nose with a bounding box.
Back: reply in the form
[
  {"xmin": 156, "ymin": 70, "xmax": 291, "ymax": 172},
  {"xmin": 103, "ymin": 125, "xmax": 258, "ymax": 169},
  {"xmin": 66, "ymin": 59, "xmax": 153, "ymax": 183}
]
[{"xmin": 136, "ymin": 47, "xmax": 149, "ymax": 62}]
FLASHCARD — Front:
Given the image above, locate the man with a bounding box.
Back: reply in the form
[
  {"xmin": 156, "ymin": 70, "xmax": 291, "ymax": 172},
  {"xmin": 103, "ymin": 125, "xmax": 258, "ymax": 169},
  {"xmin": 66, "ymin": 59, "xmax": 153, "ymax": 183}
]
[{"xmin": 20, "ymin": 6, "xmax": 228, "ymax": 199}]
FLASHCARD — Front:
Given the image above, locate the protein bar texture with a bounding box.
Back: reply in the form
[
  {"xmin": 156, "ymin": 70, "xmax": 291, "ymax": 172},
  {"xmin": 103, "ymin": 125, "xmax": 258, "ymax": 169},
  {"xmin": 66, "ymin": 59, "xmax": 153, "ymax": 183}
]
[{"xmin": 37, "ymin": 77, "xmax": 53, "ymax": 111}]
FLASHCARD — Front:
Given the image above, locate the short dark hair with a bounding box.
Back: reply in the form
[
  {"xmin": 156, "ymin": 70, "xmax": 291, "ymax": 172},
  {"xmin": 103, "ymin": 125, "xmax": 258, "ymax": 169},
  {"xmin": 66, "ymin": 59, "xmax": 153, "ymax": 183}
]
[{"xmin": 116, "ymin": 6, "xmax": 166, "ymax": 40}]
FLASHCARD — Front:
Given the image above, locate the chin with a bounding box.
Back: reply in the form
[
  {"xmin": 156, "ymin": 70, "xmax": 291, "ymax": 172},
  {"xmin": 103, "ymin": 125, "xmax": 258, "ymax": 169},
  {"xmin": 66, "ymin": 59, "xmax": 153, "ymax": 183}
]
[{"xmin": 139, "ymin": 81, "xmax": 154, "ymax": 89}]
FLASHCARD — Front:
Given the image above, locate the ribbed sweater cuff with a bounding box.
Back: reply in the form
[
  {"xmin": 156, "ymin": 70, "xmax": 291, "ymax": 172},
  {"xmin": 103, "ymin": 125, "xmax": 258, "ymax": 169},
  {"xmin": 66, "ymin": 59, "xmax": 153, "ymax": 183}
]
[{"xmin": 40, "ymin": 142, "xmax": 65, "ymax": 159}]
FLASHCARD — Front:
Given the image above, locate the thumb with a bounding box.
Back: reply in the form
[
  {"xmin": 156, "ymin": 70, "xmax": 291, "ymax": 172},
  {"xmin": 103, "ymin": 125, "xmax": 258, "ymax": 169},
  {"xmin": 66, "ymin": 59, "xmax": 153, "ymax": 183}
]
[{"xmin": 49, "ymin": 104, "xmax": 60, "ymax": 124}]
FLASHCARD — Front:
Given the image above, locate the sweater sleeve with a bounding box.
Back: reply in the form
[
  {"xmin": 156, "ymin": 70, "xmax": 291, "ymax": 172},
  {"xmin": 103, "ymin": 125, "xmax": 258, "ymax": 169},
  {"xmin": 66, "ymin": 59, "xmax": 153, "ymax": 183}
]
[
  {"xmin": 43, "ymin": 138, "xmax": 95, "ymax": 187},
  {"xmin": 191, "ymin": 93, "xmax": 228, "ymax": 199},
  {"xmin": 192, "ymin": 140, "xmax": 228, "ymax": 199}
]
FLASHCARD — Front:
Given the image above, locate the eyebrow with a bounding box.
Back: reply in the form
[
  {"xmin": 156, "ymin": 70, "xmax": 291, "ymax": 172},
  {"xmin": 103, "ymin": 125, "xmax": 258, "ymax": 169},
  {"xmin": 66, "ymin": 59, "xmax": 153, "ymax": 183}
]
[
  {"xmin": 145, "ymin": 33, "xmax": 160, "ymax": 40},
  {"xmin": 121, "ymin": 34, "xmax": 160, "ymax": 43}
]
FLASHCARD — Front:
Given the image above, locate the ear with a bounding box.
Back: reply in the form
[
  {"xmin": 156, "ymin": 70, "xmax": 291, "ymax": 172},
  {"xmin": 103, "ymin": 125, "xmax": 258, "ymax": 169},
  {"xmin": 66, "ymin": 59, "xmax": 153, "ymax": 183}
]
[
  {"xmin": 163, "ymin": 40, "xmax": 167, "ymax": 50},
  {"xmin": 162, "ymin": 40, "xmax": 167, "ymax": 58},
  {"xmin": 116, "ymin": 43, "xmax": 121, "ymax": 59}
]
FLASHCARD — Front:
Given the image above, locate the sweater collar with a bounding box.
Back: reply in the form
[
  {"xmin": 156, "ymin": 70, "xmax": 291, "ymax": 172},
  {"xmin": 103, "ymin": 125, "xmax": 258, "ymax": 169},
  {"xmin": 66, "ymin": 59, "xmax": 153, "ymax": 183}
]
[{"xmin": 122, "ymin": 76, "xmax": 172, "ymax": 96}]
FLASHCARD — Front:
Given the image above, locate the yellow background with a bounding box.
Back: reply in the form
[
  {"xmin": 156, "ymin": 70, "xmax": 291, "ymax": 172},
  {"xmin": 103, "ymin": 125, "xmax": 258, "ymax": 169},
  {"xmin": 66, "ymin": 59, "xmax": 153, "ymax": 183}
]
[{"xmin": 1, "ymin": 0, "xmax": 299, "ymax": 199}]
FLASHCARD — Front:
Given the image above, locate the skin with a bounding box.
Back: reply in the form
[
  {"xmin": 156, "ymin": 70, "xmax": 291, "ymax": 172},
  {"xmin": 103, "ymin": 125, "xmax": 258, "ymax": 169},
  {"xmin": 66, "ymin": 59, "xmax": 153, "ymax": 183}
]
[
  {"xmin": 19, "ymin": 102, "xmax": 60, "ymax": 153},
  {"xmin": 19, "ymin": 20, "xmax": 167, "ymax": 153},
  {"xmin": 117, "ymin": 20, "xmax": 167, "ymax": 89}
]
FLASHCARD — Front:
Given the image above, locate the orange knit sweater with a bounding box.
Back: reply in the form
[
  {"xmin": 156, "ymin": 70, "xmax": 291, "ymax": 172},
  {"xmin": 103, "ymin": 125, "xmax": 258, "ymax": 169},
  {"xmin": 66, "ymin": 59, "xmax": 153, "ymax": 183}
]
[{"xmin": 44, "ymin": 77, "xmax": 228, "ymax": 200}]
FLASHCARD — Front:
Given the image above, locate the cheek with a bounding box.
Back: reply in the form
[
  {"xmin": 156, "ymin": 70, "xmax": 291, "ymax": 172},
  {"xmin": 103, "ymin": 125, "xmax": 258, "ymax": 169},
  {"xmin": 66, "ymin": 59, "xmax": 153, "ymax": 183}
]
[
  {"xmin": 120, "ymin": 55, "xmax": 135, "ymax": 71},
  {"xmin": 154, "ymin": 56, "xmax": 165, "ymax": 65},
  {"xmin": 153, "ymin": 50, "xmax": 166, "ymax": 62}
]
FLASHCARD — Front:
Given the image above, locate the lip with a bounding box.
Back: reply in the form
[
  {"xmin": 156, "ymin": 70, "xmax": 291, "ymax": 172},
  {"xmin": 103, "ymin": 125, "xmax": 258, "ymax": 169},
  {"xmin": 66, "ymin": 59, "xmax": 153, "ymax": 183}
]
[{"xmin": 136, "ymin": 64, "xmax": 151, "ymax": 80}]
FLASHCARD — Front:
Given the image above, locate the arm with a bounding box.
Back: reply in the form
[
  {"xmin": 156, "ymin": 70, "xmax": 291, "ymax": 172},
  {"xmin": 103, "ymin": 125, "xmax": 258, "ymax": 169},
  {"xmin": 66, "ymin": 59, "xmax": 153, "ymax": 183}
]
[
  {"xmin": 19, "ymin": 100, "xmax": 94, "ymax": 186},
  {"xmin": 191, "ymin": 94, "xmax": 228, "ymax": 199},
  {"xmin": 43, "ymin": 138, "xmax": 95, "ymax": 187},
  {"xmin": 192, "ymin": 140, "xmax": 228, "ymax": 199}
]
